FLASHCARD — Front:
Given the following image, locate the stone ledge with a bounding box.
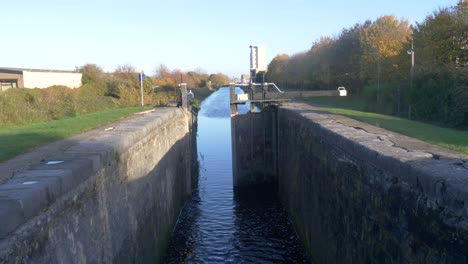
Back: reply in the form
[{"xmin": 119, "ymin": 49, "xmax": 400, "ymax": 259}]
[
  {"xmin": 280, "ymin": 103, "xmax": 468, "ymax": 221},
  {"xmin": 0, "ymin": 108, "xmax": 185, "ymax": 240}
]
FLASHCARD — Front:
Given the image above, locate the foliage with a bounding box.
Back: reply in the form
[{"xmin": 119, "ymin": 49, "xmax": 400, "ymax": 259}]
[
  {"xmin": 0, "ymin": 86, "xmax": 116, "ymax": 124},
  {"xmin": 266, "ymin": 2, "xmax": 468, "ymax": 128},
  {"xmin": 153, "ymin": 64, "xmax": 220, "ymax": 91},
  {"xmin": 208, "ymin": 73, "xmax": 230, "ymax": 87},
  {"xmin": 79, "ymin": 63, "xmax": 105, "ymax": 85},
  {"xmin": 411, "ymin": 67, "xmax": 468, "ymax": 127},
  {"xmin": 0, "ymin": 61, "xmax": 227, "ymax": 126},
  {"xmin": 0, "ymin": 63, "xmax": 179, "ymax": 125},
  {"xmin": 413, "ymin": 2, "xmax": 468, "ymax": 71}
]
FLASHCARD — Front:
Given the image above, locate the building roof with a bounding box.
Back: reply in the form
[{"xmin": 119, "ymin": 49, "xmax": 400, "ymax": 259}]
[{"xmin": 0, "ymin": 67, "xmax": 78, "ymax": 74}]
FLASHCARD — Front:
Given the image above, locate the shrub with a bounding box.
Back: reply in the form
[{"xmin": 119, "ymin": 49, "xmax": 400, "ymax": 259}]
[{"xmin": 411, "ymin": 68, "xmax": 468, "ymax": 127}]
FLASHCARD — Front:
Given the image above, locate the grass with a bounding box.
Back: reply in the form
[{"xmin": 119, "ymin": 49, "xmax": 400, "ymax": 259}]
[
  {"xmin": 0, "ymin": 106, "xmax": 152, "ymax": 162},
  {"xmin": 303, "ymin": 97, "xmax": 468, "ymax": 155}
]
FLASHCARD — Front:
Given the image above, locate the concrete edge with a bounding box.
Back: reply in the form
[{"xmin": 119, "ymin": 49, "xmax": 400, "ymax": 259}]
[
  {"xmin": 280, "ymin": 103, "xmax": 468, "ymax": 222},
  {"xmin": 0, "ymin": 107, "xmax": 186, "ymax": 240}
]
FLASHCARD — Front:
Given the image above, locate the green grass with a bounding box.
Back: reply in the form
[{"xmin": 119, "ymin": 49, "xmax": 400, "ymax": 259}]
[
  {"xmin": 0, "ymin": 106, "xmax": 151, "ymax": 162},
  {"xmin": 303, "ymin": 97, "xmax": 468, "ymax": 155},
  {"xmin": 303, "ymin": 96, "xmax": 367, "ymax": 111}
]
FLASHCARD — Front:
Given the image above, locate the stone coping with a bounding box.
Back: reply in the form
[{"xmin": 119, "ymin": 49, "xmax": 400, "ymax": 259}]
[
  {"xmin": 280, "ymin": 103, "xmax": 468, "ymax": 224},
  {"xmin": 0, "ymin": 108, "xmax": 184, "ymax": 240}
]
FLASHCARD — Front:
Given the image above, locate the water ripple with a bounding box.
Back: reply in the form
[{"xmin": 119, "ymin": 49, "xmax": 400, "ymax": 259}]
[{"xmin": 163, "ymin": 88, "xmax": 308, "ymax": 263}]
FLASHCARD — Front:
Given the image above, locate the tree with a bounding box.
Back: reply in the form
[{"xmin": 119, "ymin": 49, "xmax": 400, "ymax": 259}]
[
  {"xmin": 209, "ymin": 73, "xmax": 230, "ymax": 87},
  {"xmin": 266, "ymin": 54, "xmax": 289, "ymax": 83},
  {"xmin": 79, "ymin": 64, "xmax": 104, "ymax": 85},
  {"xmin": 114, "ymin": 64, "xmax": 138, "ymax": 82},
  {"xmin": 153, "ymin": 64, "xmax": 177, "ymax": 90},
  {"xmin": 360, "ymin": 16, "xmax": 411, "ymax": 82},
  {"xmin": 413, "ymin": 2, "xmax": 468, "ymax": 72}
]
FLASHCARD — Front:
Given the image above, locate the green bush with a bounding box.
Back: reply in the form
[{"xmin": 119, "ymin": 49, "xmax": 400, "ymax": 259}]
[
  {"xmin": 0, "ymin": 64, "xmax": 180, "ymax": 125},
  {"xmin": 411, "ymin": 68, "xmax": 468, "ymax": 128},
  {"xmin": 362, "ymin": 82, "xmax": 400, "ymax": 114}
]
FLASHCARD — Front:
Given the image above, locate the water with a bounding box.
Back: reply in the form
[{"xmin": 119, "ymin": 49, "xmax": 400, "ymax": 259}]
[{"xmin": 163, "ymin": 88, "xmax": 308, "ymax": 263}]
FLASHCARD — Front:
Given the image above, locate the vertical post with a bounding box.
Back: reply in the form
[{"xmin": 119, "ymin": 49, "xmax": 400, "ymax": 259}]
[
  {"xmin": 409, "ymin": 38, "xmax": 414, "ymax": 120},
  {"xmin": 180, "ymin": 83, "xmax": 188, "ymax": 110},
  {"xmin": 262, "ymin": 82, "xmax": 268, "ymax": 109},
  {"xmin": 249, "ymin": 83, "xmax": 255, "ymax": 112},
  {"xmin": 140, "ymin": 71, "xmax": 144, "ymax": 106},
  {"xmin": 229, "ymin": 83, "xmax": 237, "ymax": 116}
]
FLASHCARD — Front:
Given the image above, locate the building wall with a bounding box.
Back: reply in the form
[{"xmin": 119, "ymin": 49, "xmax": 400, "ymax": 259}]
[
  {"xmin": 257, "ymin": 46, "xmax": 267, "ymax": 72},
  {"xmin": 23, "ymin": 71, "xmax": 82, "ymax": 88},
  {"xmin": 0, "ymin": 72, "xmax": 24, "ymax": 90}
]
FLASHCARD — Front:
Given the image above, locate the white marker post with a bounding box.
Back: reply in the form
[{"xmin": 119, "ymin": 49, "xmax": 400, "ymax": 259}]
[{"xmin": 139, "ymin": 71, "xmax": 145, "ymax": 106}]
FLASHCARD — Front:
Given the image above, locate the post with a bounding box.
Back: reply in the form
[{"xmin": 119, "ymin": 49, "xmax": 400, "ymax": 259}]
[
  {"xmin": 179, "ymin": 83, "xmax": 188, "ymax": 110},
  {"xmin": 262, "ymin": 82, "xmax": 268, "ymax": 109},
  {"xmin": 230, "ymin": 83, "xmax": 237, "ymax": 116},
  {"xmin": 408, "ymin": 38, "xmax": 414, "ymax": 120}
]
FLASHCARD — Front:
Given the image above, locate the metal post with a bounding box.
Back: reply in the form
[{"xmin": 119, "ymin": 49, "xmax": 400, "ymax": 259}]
[
  {"xmin": 408, "ymin": 38, "xmax": 414, "ymax": 119},
  {"xmin": 262, "ymin": 82, "xmax": 268, "ymax": 109}
]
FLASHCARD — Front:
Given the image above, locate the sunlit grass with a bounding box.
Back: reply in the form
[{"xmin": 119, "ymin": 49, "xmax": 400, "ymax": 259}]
[
  {"xmin": 303, "ymin": 97, "xmax": 468, "ymax": 155},
  {"xmin": 0, "ymin": 106, "xmax": 151, "ymax": 162}
]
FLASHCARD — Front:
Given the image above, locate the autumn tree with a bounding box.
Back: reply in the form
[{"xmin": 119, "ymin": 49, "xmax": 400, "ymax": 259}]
[
  {"xmin": 266, "ymin": 54, "xmax": 289, "ymax": 83},
  {"xmin": 154, "ymin": 64, "xmax": 177, "ymax": 90},
  {"xmin": 114, "ymin": 64, "xmax": 138, "ymax": 83},
  {"xmin": 208, "ymin": 73, "xmax": 230, "ymax": 87},
  {"xmin": 360, "ymin": 16, "xmax": 411, "ymax": 82}
]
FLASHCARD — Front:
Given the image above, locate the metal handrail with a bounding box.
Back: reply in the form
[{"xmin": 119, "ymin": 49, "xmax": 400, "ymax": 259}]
[{"xmin": 231, "ymin": 82, "xmax": 284, "ymax": 93}]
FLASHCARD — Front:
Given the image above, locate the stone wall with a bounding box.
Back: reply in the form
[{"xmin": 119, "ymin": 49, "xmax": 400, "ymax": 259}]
[
  {"xmin": 0, "ymin": 108, "xmax": 195, "ymax": 263},
  {"xmin": 277, "ymin": 103, "xmax": 468, "ymax": 263},
  {"xmin": 231, "ymin": 107, "xmax": 277, "ymax": 187}
]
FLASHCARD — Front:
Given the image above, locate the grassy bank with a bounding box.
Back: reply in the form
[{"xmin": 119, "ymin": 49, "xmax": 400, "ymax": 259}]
[
  {"xmin": 0, "ymin": 106, "xmax": 151, "ymax": 162},
  {"xmin": 303, "ymin": 97, "xmax": 468, "ymax": 155},
  {"xmin": 0, "ymin": 85, "xmax": 176, "ymax": 125}
]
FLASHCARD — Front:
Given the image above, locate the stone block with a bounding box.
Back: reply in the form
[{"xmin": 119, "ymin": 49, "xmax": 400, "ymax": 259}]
[
  {"xmin": 0, "ymin": 176, "xmax": 61, "ymax": 239},
  {"xmin": 30, "ymin": 158, "xmax": 95, "ymax": 186},
  {"xmin": 0, "ymin": 199, "xmax": 25, "ymax": 239}
]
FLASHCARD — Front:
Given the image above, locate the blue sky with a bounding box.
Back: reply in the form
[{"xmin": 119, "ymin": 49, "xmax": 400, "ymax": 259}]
[{"xmin": 2, "ymin": 0, "xmax": 459, "ymax": 78}]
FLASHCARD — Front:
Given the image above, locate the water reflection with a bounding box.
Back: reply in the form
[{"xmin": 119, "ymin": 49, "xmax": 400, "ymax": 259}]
[{"xmin": 163, "ymin": 88, "xmax": 308, "ymax": 263}]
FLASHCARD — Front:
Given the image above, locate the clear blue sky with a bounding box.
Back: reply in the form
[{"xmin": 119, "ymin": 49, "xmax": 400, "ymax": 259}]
[{"xmin": 2, "ymin": 0, "xmax": 459, "ymax": 78}]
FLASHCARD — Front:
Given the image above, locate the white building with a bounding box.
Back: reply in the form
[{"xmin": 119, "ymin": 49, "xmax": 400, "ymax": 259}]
[
  {"xmin": 250, "ymin": 45, "xmax": 267, "ymax": 73},
  {"xmin": 0, "ymin": 67, "xmax": 82, "ymax": 91}
]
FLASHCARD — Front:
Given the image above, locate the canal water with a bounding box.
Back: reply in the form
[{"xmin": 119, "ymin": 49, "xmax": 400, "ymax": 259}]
[{"xmin": 163, "ymin": 88, "xmax": 308, "ymax": 263}]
